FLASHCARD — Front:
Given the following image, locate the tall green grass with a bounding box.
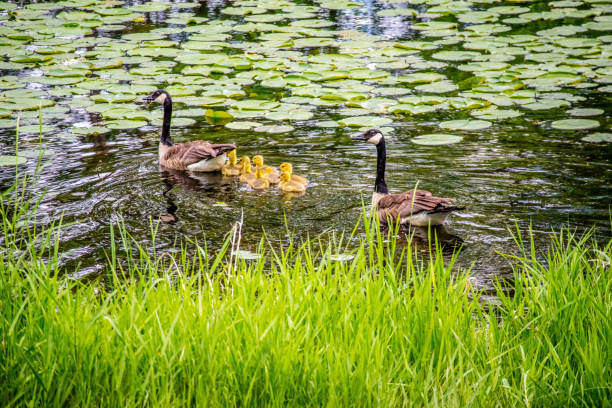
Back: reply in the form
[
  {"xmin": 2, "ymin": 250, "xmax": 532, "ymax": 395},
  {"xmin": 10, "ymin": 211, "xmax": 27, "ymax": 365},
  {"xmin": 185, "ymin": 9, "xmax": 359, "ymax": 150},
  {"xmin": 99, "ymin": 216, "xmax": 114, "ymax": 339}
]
[{"xmin": 0, "ymin": 174, "xmax": 610, "ymax": 407}]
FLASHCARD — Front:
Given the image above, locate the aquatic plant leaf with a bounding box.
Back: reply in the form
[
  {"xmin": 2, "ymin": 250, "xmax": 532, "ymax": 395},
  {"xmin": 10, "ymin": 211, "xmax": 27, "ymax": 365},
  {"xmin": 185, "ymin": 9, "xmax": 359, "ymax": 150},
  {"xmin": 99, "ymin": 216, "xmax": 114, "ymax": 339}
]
[
  {"xmin": 439, "ymin": 119, "xmax": 491, "ymax": 130},
  {"xmin": 568, "ymin": 108, "xmax": 604, "ymax": 117},
  {"xmin": 253, "ymin": 124, "xmax": 294, "ymax": 133},
  {"xmin": 225, "ymin": 121, "xmax": 260, "ymax": 130},
  {"xmin": 232, "ymin": 100, "xmax": 280, "ymax": 110},
  {"xmin": 338, "ymin": 116, "xmax": 393, "ymax": 128},
  {"xmin": 106, "ymin": 120, "xmax": 147, "ymax": 129},
  {"xmin": 550, "ymin": 119, "xmax": 599, "ymax": 130},
  {"xmin": 205, "ymin": 109, "xmax": 233, "ymax": 119},
  {"xmin": 71, "ymin": 126, "xmax": 111, "ymax": 135},
  {"xmin": 412, "ymin": 134, "xmax": 463, "ymax": 145},
  {"xmin": 0, "ymin": 155, "xmax": 26, "ymax": 166},
  {"xmin": 581, "ymin": 132, "xmax": 612, "ymax": 143}
]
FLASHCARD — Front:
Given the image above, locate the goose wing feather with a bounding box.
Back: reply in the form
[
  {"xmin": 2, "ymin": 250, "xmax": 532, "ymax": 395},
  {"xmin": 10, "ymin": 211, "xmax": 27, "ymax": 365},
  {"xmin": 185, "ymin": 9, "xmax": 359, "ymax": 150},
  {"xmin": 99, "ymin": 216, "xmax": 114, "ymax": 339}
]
[
  {"xmin": 377, "ymin": 189, "xmax": 456, "ymax": 220},
  {"xmin": 163, "ymin": 141, "xmax": 236, "ymax": 167}
]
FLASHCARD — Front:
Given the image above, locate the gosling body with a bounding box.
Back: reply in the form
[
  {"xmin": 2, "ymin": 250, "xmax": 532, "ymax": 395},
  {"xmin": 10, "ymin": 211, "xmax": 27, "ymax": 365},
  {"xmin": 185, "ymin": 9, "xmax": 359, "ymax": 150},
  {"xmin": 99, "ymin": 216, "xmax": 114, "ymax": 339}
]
[
  {"xmin": 279, "ymin": 172, "xmax": 306, "ymax": 193},
  {"xmin": 239, "ymin": 156, "xmax": 256, "ymax": 184},
  {"xmin": 222, "ymin": 150, "xmax": 241, "ymax": 176},
  {"xmin": 248, "ymin": 169, "xmax": 270, "ymax": 190},
  {"xmin": 279, "ymin": 163, "xmax": 308, "ymax": 186}
]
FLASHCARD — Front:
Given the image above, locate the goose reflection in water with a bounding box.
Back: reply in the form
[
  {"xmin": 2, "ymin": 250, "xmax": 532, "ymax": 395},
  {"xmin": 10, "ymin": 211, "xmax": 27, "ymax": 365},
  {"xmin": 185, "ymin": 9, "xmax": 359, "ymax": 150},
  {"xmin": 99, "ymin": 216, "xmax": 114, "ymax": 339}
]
[
  {"xmin": 398, "ymin": 224, "xmax": 464, "ymax": 252},
  {"xmin": 158, "ymin": 165, "xmax": 235, "ymax": 224}
]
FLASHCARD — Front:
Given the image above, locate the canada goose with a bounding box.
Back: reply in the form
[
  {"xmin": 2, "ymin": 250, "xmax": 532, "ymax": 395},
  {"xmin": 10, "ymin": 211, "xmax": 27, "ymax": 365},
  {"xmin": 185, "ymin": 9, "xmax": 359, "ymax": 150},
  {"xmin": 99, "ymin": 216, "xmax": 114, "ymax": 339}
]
[
  {"xmin": 222, "ymin": 149, "xmax": 241, "ymax": 176},
  {"xmin": 239, "ymin": 156, "xmax": 256, "ymax": 183},
  {"xmin": 279, "ymin": 163, "xmax": 308, "ymax": 186},
  {"xmin": 351, "ymin": 129, "xmax": 463, "ymax": 226},
  {"xmin": 144, "ymin": 89, "xmax": 235, "ymax": 171},
  {"xmin": 279, "ymin": 171, "xmax": 306, "ymax": 193},
  {"xmin": 248, "ymin": 168, "xmax": 270, "ymax": 190}
]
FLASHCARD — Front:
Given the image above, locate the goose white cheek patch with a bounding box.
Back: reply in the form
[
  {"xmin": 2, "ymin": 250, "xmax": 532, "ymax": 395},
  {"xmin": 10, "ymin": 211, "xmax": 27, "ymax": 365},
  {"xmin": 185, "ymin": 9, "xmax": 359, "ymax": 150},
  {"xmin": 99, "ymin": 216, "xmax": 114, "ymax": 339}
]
[
  {"xmin": 154, "ymin": 93, "xmax": 167, "ymax": 103},
  {"xmin": 367, "ymin": 133, "xmax": 383, "ymax": 145}
]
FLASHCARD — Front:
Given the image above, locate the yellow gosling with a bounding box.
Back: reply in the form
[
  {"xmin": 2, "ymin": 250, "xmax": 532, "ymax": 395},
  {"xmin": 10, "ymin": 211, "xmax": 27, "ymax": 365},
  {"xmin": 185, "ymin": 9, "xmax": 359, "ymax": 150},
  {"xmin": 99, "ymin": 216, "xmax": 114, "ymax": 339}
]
[
  {"xmin": 279, "ymin": 171, "xmax": 306, "ymax": 193},
  {"xmin": 239, "ymin": 156, "xmax": 255, "ymax": 183},
  {"xmin": 222, "ymin": 150, "xmax": 241, "ymax": 176},
  {"xmin": 279, "ymin": 163, "xmax": 308, "ymax": 185},
  {"xmin": 248, "ymin": 168, "xmax": 270, "ymax": 190},
  {"xmin": 255, "ymin": 165, "xmax": 279, "ymax": 184},
  {"xmin": 253, "ymin": 155, "xmax": 279, "ymax": 175}
]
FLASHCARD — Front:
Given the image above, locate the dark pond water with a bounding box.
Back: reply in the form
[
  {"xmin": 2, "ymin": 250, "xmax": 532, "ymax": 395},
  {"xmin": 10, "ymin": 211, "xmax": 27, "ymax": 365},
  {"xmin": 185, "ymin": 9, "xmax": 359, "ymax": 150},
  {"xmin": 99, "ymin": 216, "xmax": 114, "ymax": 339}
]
[{"xmin": 0, "ymin": 0, "xmax": 611, "ymax": 290}]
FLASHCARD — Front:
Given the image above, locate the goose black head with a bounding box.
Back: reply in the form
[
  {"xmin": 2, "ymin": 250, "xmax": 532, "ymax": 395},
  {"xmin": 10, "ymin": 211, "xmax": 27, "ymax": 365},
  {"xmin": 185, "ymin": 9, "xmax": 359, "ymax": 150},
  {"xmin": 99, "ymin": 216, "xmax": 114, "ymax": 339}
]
[
  {"xmin": 351, "ymin": 128, "xmax": 384, "ymax": 145},
  {"xmin": 144, "ymin": 89, "xmax": 170, "ymax": 105}
]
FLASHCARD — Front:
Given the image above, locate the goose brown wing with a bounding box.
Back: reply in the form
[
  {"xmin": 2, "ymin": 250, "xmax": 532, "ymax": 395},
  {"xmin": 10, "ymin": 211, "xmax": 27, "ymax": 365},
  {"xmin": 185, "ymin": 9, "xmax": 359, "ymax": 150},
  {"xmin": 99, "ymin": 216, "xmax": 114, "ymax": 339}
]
[
  {"xmin": 377, "ymin": 189, "xmax": 456, "ymax": 220},
  {"xmin": 163, "ymin": 141, "xmax": 236, "ymax": 167}
]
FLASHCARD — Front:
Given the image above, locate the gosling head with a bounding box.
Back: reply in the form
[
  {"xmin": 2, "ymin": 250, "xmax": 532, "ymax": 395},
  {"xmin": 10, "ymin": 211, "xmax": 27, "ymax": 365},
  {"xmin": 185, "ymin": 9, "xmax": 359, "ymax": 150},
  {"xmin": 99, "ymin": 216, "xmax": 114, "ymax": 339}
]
[
  {"xmin": 252, "ymin": 155, "xmax": 264, "ymax": 167},
  {"xmin": 143, "ymin": 89, "xmax": 170, "ymax": 105},
  {"xmin": 280, "ymin": 171, "xmax": 291, "ymax": 183},
  {"xmin": 240, "ymin": 156, "xmax": 251, "ymax": 172},
  {"xmin": 228, "ymin": 149, "xmax": 237, "ymax": 164},
  {"xmin": 279, "ymin": 162, "xmax": 293, "ymax": 173},
  {"xmin": 351, "ymin": 128, "xmax": 384, "ymax": 145}
]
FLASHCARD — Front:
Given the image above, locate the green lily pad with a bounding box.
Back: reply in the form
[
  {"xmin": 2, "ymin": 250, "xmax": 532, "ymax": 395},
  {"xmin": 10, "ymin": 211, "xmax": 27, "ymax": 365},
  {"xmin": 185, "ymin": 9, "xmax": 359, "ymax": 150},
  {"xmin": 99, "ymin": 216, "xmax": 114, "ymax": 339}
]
[
  {"xmin": 439, "ymin": 120, "xmax": 492, "ymax": 130},
  {"xmin": 253, "ymin": 125, "xmax": 294, "ymax": 134},
  {"xmin": 315, "ymin": 120, "xmax": 339, "ymax": 128},
  {"xmin": 107, "ymin": 120, "xmax": 147, "ymax": 129},
  {"xmin": 431, "ymin": 51, "xmax": 481, "ymax": 61},
  {"xmin": 71, "ymin": 126, "xmax": 112, "ymax": 135},
  {"xmin": 225, "ymin": 121, "xmax": 260, "ymax": 130},
  {"xmin": 414, "ymin": 81, "xmax": 458, "ymax": 93},
  {"xmin": 581, "ymin": 133, "xmax": 612, "ymax": 143},
  {"xmin": 231, "ymin": 100, "xmax": 280, "ymax": 110},
  {"xmin": 471, "ymin": 108, "xmax": 522, "ymax": 120},
  {"xmin": 568, "ymin": 108, "xmax": 604, "ymax": 117},
  {"xmin": 266, "ymin": 110, "xmax": 314, "ymax": 121},
  {"xmin": 0, "ymin": 155, "xmax": 27, "ymax": 166},
  {"xmin": 338, "ymin": 116, "xmax": 393, "ymax": 128},
  {"xmin": 550, "ymin": 119, "xmax": 599, "ymax": 130},
  {"xmin": 412, "ymin": 134, "xmax": 463, "ymax": 145},
  {"xmin": 205, "ymin": 109, "xmax": 233, "ymax": 119}
]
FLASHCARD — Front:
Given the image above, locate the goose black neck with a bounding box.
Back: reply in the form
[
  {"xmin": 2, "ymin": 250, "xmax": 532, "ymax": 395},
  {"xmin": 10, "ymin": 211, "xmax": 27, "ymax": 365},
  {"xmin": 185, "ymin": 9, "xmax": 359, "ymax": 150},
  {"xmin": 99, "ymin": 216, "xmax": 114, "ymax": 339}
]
[
  {"xmin": 375, "ymin": 138, "xmax": 388, "ymax": 194},
  {"xmin": 161, "ymin": 95, "xmax": 173, "ymax": 146}
]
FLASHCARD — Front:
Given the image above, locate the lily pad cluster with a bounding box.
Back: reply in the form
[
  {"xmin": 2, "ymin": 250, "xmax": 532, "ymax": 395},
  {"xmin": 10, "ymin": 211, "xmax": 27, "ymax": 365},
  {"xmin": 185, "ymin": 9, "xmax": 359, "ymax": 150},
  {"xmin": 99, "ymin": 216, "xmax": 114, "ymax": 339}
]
[{"xmin": 0, "ymin": 0, "xmax": 609, "ymax": 148}]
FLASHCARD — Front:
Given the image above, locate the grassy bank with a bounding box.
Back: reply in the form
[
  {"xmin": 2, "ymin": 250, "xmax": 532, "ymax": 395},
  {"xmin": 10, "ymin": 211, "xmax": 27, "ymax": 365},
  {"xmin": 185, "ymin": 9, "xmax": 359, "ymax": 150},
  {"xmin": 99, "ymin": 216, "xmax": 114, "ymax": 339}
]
[{"xmin": 0, "ymin": 178, "xmax": 610, "ymax": 407}]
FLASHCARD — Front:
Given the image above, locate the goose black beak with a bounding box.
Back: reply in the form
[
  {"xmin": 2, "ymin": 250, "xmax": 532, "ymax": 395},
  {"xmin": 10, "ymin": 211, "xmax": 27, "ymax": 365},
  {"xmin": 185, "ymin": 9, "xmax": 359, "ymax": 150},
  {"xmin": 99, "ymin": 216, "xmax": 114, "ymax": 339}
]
[
  {"xmin": 143, "ymin": 95, "xmax": 154, "ymax": 106},
  {"xmin": 351, "ymin": 132, "xmax": 367, "ymax": 141}
]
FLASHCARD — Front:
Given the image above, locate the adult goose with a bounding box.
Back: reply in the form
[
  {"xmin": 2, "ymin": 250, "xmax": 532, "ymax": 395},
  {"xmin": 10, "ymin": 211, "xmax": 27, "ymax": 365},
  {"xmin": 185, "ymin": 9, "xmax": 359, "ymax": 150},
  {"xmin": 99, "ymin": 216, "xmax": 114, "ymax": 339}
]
[
  {"xmin": 144, "ymin": 90, "xmax": 235, "ymax": 172},
  {"xmin": 351, "ymin": 129, "xmax": 463, "ymax": 226}
]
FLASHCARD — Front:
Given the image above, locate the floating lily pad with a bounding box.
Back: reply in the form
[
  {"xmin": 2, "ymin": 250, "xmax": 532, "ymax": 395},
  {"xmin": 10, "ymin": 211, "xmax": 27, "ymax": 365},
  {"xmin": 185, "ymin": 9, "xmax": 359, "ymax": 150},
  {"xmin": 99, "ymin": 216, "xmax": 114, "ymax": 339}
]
[
  {"xmin": 107, "ymin": 120, "xmax": 147, "ymax": 129},
  {"xmin": 225, "ymin": 121, "xmax": 260, "ymax": 130},
  {"xmin": 232, "ymin": 100, "xmax": 279, "ymax": 110},
  {"xmin": 412, "ymin": 134, "xmax": 463, "ymax": 145},
  {"xmin": 550, "ymin": 119, "xmax": 599, "ymax": 130},
  {"xmin": 338, "ymin": 116, "xmax": 393, "ymax": 128},
  {"xmin": 0, "ymin": 155, "xmax": 27, "ymax": 166},
  {"xmin": 253, "ymin": 125, "xmax": 294, "ymax": 134},
  {"xmin": 71, "ymin": 126, "xmax": 111, "ymax": 135},
  {"xmin": 233, "ymin": 250, "xmax": 261, "ymax": 260},
  {"xmin": 568, "ymin": 108, "xmax": 604, "ymax": 117},
  {"xmin": 315, "ymin": 120, "xmax": 339, "ymax": 128},
  {"xmin": 471, "ymin": 108, "xmax": 522, "ymax": 120},
  {"xmin": 581, "ymin": 133, "xmax": 612, "ymax": 143},
  {"xmin": 431, "ymin": 51, "xmax": 481, "ymax": 61},
  {"xmin": 439, "ymin": 120, "xmax": 492, "ymax": 130}
]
